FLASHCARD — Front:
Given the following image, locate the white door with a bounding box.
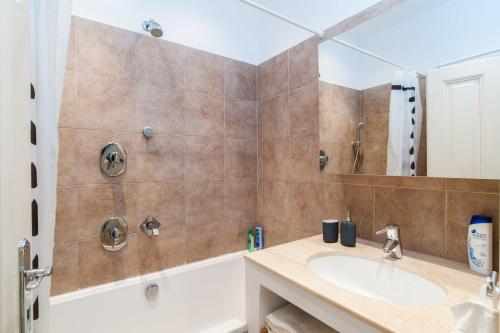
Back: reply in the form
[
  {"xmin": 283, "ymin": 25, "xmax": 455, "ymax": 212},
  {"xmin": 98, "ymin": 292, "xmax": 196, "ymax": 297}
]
[
  {"xmin": 427, "ymin": 56, "xmax": 500, "ymax": 179},
  {"xmin": 0, "ymin": 0, "xmax": 35, "ymax": 332}
]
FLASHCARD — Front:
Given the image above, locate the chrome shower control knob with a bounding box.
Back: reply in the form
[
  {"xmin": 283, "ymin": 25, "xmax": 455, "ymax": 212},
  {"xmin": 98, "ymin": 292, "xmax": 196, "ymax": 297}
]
[
  {"xmin": 145, "ymin": 283, "xmax": 159, "ymax": 300},
  {"xmin": 100, "ymin": 217, "xmax": 128, "ymax": 252},
  {"xmin": 100, "ymin": 142, "xmax": 127, "ymax": 177}
]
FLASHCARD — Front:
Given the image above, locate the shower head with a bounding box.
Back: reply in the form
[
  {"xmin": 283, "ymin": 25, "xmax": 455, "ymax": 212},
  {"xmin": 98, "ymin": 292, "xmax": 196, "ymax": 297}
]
[
  {"xmin": 357, "ymin": 122, "xmax": 364, "ymax": 129},
  {"xmin": 142, "ymin": 19, "xmax": 163, "ymax": 38}
]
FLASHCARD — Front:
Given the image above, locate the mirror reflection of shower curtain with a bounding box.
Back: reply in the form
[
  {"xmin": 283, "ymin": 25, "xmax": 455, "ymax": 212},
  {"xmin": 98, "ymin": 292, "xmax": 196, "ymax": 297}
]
[{"xmin": 386, "ymin": 71, "xmax": 422, "ymax": 176}]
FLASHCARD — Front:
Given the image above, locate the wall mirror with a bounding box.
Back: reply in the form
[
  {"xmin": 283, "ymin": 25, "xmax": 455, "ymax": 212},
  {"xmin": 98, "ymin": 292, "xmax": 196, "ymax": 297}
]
[{"xmin": 318, "ymin": 0, "xmax": 500, "ymax": 179}]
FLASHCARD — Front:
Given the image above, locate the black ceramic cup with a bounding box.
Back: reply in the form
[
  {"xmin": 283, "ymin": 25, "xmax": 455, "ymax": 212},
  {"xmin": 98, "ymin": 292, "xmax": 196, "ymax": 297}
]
[{"xmin": 322, "ymin": 219, "xmax": 339, "ymax": 243}]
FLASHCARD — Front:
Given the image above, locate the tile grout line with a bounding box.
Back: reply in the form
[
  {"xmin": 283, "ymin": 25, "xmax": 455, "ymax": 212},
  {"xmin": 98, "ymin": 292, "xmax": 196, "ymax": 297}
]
[
  {"xmin": 75, "ymin": 16, "xmax": 80, "ymax": 291},
  {"xmin": 444, "ymin": 187, "xmax": 448, "ymax": 259},
  {"xmin": 287, "ymin": 49, "xmax": 292, "ymax": 240},
  {"xmin": 223, "ymin": 58, "xmax": 227, "ymax": 236}
]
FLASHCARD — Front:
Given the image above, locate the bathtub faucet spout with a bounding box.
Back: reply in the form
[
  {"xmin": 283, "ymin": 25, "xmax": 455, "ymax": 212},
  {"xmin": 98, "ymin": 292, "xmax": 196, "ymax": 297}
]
[{"xmin": 141, "ymin": 216, "xmax": 161, "ymax": 237}]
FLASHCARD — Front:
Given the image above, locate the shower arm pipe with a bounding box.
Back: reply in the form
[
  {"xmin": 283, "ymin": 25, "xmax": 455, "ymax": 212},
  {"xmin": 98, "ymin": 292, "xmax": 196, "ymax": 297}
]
[{"xmin": 237, "ymin": 0, "xmax": 423, "ymax": 76}]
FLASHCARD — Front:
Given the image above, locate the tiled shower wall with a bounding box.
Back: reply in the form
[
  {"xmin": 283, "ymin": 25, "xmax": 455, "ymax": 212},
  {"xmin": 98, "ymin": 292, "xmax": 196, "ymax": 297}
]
[
  {"xmin": 257, "ymin": 37, "xmax": 500, "ymax": 270},
  {"xmin": 257, "ymin": 37, "xmax": 325, "ymax": 247},
  {"xmin": 319, "ymin": 80, "xmax": 427, "ymax": 176},
  {"xmin": 53, "ymin": 17, "xmax": 257, "ymax": 295}
]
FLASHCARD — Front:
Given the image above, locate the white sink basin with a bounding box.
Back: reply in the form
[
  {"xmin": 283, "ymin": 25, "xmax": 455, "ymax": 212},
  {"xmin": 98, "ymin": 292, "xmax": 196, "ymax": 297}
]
[{"xmin": 308, "ymin": 254, "xmax": 447, "ymax": 304}]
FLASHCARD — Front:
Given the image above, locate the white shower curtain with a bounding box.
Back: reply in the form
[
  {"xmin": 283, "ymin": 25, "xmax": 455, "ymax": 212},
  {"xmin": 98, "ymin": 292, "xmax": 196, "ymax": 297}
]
[
  {"xmin": 31, "ymin": 1, "xmax": 72, "ymax": 332},
  {"xmin": 386, "ymin": 71, "xmax": 422, "ymax": 176}
]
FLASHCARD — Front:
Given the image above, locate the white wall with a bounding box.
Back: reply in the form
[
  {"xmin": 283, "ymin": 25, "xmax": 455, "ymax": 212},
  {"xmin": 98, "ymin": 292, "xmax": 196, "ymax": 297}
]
[
  {"xmin": 319, "ymin": 40, "xmax": 398, "ymax": 90},
  {"xmin": 72, "ymin": 0, "xmax": 380, "ymax": 65},
  {"xmin": 319, "ymin": 0, "xmax": 500, "ymax": 90},
  {"xmin": 255, "ymin": 0, "xmax": 380, "ymax": 63},
  {"xmin": 73, "ymin": 0, "xmax": 260, "ymax": 64},
  {"xmin": 339, "ymin": 0, "xmax": 500, "ymax": 74}
]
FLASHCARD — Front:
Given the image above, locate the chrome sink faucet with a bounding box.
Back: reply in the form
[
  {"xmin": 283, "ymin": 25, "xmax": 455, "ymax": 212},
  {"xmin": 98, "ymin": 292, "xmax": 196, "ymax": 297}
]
[{"xmin": 375, "ymin": 224, "xmax": 403, "ymax": 259}]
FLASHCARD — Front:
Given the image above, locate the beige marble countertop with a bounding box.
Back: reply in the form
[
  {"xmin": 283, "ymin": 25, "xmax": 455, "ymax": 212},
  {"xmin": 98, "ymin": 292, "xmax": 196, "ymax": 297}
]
[{"xmin": 245, "ymin": 235, "xmax": 494, "ymax": 333}]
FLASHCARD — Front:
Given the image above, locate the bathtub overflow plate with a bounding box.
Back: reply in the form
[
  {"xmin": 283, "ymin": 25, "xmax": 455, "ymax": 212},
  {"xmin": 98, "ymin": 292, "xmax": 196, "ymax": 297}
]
[{"xmin": 145, "ymin": 283, "xmax": 159, "ymax": 300}]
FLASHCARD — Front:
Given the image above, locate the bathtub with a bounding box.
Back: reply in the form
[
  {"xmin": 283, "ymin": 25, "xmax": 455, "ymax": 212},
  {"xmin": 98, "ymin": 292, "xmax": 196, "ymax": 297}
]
[{"xmin": 50, "ymin": 251, "xmax": 246, "ymax": 333}]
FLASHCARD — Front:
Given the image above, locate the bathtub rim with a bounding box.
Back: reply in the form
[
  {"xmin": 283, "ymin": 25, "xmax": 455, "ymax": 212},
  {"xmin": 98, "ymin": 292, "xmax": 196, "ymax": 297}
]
[{"xmin": 50, "ymin": 250, "xmax": 246, "ymax": 306}]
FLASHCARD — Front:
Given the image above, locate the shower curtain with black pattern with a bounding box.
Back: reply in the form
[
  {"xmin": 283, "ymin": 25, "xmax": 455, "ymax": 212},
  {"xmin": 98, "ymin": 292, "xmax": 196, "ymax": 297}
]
[
  {"xmin": 31, "ymin": 1, "xmax": 72, "ymax": 332},
  {"xmin": 386, "ymin": 71, "xmax": 422, "ymax": 176}
]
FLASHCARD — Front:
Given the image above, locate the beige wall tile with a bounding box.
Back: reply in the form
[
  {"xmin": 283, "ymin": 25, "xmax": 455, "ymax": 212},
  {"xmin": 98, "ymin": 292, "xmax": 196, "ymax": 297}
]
[
  {"xmin": 364, "ymin": 113, "xmax": 389, "ymax": 144},
  {"xmin": 184, "ymin": 135, "xmax": 224, "ymax": 181},
  {"xmin": 77, "ymin": 73, "xmax": 136, "ymax": 131},
  {"xmin": 331, "ymin": 113, "xmax": 355, "ymax": 144},
  {"xmin": 325, "ymin": 183, "xmax": 374, "ymax": 240},
  {"xmin": 66, "ymin": 17, "xmax": 77, "ymax": 71},
  {"xmin": 446, "ymin": 191, "xmax": 499, "ymax": 265},
  {"xmin": 186, "ymin": 222, "xmax": 225, "ymax": 262},
  {"xmin": 225, "ymin": 59, "xmax": 257, "ymax": 101},
  {"xmin": 225, "ymin": 179, "xmax": 257, "ymax": 219},
  {"xmin": 374, "ymin": 176, "xmax": 445, "ymax": 190},
  {"xmin": 77, "ymin": 183, "xmax": 138, "ymax": 241},
  {"xmin": 290, "ymin": 135, "xmax": 320, "ymax": 182},
  {"xmin": 225, "ymin": 98, "xmax": 257, "ymax": 140},
  {"xmin": 57, "ymin": 128, "xmax": 78, "ymax": 186},
  {"xmin": 262, "ymin": 180, "xmax": 290, "ymax": 222},
  {"xmin": 59, "ymin": 71, "xmax": 77, "ymax": 128},
  {"xmin": 136, "ymin": 134, "xmax": 185, "ymax": 182},
  {"xmin": 362, "ymin": 84, "xmax": 390, "ymax": 117},
  {"xmin": 224, "ymin": 216, "xmax": 256, "ymax": 253},
  {"xmin": 326, "ymin": 174, "xmax": 375, "ymax": 186},
  {"xmin": 185, "ymin": 180, "xmax": 224, "ymax": 226},
  {"xmin": 332, "ymin": 84, "xmax": 361, "ymax": 118},
  {"xmin": 78, "ymin": 234, "xmax": 139, "ymax": 288},
  {"xmin": 185, "ymin": 48, "xmax": 225, "ymax": 96},
  {"xmin": 261, "ymin": 217, "xmax": 292, "ymax": 248},
  {"xmin": 136, "ymin": 182, "xmax": 185, "ymax": 229},
  {"xmin": 446, "ymin": 178, "xmax": 499, "ymax": 194},
  {"xmin": 261, "ymin": 93, "xmax": 289, "ymax": 140},
  {"xmin": 77, "ymin": 17, "xmax": 139, "ymax": 80},
  {"xmin": 75, "ymin": 129, "xmax": 139, "ymax": 184},
  {"xmin": 319, "ymin": 82, "xmax": 360, "ymax": 147},
  {"xmin": 290, "ymin": 181, "xmax": 324, "ymax": 238},
  {"xmin": 289, "ymin": 38, "xmax": 319, "ymax": 91},
  {"xmin": 51, "ymin": 243, "xmax": 78, "ymax": 296},
  {"xmin": 184, "ymin": 92, "xmax": 224, "ymax": 137},
  {"xmin": 290, "ymin": 83, "xmax": 319, "ymax": 136},
  {"xmin": 374, "ymin": 187, "xmax": 445, "ymax": 257},
  {"xmin": 361, "ymin": 142, "xmax": 387, "ymax": 175},
  {"xmin": 319, "ymin": 143, "xmax": 351, "ymax": 175},
  {"xmin": 137, "ymin": 224, "xmax": 186, "ymax": 274},
  {"xmin": 259, "ymin": 51, "xmax": 288, "ymax": 101},
  {"xmin": 319, "ymin": 81, "xmax": 334, "ymax": 115},
  {"xmin": 262, "ymin": 138, "xmax": 289, "ymax": 181},
  {"xmin": 319, "ymin": 110, "xmax": 334, "ymax": 144},
  {"xmin": 136, "ymin": 84, "xmax": 185, "ymax": 135},
  {"xmin": 225, "ymin": 139, "xmax": 257, "ymax": 179},
  {"xmin": 135, "ymin": 36, "xmax": 186, "ymax": 89},
  {"xmin": 55, "ymin": 186, "xmax": 78, "ymax": 244}
]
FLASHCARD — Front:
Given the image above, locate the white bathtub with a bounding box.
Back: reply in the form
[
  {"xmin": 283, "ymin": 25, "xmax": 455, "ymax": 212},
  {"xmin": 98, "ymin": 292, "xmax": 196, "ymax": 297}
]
[{"xmin": 50, "ymin": 251, "xmax": 246, "ymax": 333}]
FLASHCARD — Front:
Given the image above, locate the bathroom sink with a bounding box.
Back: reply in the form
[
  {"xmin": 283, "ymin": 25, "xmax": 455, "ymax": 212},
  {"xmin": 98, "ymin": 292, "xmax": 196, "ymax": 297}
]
[{"xmin": 307, "ymin": 254, "xmax": 447, "ymax": 304}]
